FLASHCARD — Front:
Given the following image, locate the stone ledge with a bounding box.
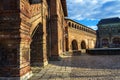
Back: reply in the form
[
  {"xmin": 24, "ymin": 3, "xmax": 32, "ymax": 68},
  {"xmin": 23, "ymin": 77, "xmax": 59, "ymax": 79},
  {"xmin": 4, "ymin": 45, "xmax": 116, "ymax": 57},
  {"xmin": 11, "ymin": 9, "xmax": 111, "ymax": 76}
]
[{"xmin": 86, "ymin": 48, "xmax": 120, "ymax": 55}]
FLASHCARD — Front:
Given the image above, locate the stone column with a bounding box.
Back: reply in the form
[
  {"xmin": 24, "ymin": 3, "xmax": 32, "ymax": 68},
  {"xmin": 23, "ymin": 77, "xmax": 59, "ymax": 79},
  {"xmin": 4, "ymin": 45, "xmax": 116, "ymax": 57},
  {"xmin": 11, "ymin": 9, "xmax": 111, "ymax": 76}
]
[{"xmin": 48, "ymin": 0, "xmax": 60, "ymax": 60}]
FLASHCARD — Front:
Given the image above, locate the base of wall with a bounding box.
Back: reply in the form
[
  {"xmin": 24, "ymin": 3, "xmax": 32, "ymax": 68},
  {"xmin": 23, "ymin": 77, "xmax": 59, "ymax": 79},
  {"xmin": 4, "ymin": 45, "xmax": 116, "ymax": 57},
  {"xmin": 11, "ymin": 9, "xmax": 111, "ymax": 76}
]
[
  {"xmin": 49, "ymin": 56, "xmax": 61, "ymax": 61},
  {"xmin": 86, "ymin": 48, "xmax": 120, "ymax": 55},
  {"xmin": 63, "ymin": 50, "xmax": 81, "ymax": 56},
  {"xmin": 43, "ymin": 61, "xmax": 48, "ymax": 66},
  {"xmin": 0, "ymin": 71, "xmax": 33, "ymax": 80},
  {"xmin": 31, "ymin": 61, "xmax": 48, "ymax": 67}
]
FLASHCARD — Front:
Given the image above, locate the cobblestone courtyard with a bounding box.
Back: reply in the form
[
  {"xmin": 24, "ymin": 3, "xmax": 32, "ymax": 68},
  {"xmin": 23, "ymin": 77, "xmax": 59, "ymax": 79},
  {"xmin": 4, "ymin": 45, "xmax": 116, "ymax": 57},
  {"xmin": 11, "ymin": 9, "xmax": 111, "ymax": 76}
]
[{"xmin": 29, "ymin": 54, "xmax": 120, "ymax": 80}]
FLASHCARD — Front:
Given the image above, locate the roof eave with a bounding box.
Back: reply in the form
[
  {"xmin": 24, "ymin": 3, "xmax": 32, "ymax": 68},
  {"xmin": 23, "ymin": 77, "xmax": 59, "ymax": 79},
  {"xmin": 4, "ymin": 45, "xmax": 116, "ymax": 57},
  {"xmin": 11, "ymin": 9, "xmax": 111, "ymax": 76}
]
[{"xmin": 61, "ymin": 0, "xmax": 68, "ymax": 16}]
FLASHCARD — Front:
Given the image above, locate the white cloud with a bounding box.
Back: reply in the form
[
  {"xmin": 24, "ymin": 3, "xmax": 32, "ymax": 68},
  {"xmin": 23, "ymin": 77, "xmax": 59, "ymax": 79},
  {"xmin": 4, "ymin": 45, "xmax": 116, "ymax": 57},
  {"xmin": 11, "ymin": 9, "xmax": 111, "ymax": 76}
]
[
  {"xmin": 67, "ymin": 0, "xmax": 120, "ymax": 20},
  {"xmin": 88, "ymin": 26, "xmax": 98, "ymax": 30},
  {"xmin": 74, "ymin": 0, "xmax": 83, "ymax": 3}
]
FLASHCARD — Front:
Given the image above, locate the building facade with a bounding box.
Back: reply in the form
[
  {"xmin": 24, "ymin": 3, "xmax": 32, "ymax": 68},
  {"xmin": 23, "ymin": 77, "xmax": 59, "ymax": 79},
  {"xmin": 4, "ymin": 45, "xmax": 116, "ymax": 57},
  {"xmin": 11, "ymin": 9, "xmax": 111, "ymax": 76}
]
[
  {"xmin": 97, "ymin": 17, "xmax": 120, "ymax": 48},
  {"xmin": 64, "ymin": 18, "xmax": 96, "ymax": 53},
  {"xmin": 0, "ymin": 0, "xmax": 67, "ymax": 80},
  {"xmin": 0, "ymin": 0, "xmax": 97, "ymax": 80}
]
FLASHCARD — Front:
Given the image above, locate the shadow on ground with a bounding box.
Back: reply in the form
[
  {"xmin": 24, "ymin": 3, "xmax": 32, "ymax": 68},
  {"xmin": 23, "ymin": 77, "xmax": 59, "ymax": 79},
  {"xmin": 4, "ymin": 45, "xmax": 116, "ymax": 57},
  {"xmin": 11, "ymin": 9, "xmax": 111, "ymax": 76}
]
[
  {"xmin": 49, "ymin": 54, "xmax": 120, "ymax": 69},
  {"xmin": 29, "ymin": 54, "xmax": 120, "ymax": 80}
]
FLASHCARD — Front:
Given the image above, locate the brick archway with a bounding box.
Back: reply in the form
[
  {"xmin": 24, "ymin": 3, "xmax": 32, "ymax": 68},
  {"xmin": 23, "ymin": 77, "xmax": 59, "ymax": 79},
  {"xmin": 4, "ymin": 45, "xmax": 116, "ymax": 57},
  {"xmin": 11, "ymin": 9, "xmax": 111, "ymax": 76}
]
[
  {"xmin": 30, "ymin": 23, "xmax": 44, "ymax": 66},
  {"xmin": 81, "ymin": 40, "xmax": 86, "ymax": 49},
  {"xmin": 71, "ymin": 39, "xmax": 78, "ymax": 50}
]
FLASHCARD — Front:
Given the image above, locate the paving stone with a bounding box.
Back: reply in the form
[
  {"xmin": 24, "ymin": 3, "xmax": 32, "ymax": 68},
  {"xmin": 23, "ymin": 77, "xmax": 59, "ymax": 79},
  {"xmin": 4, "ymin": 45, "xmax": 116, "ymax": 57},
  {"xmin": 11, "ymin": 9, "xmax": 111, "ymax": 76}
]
[{"xmin": 29, "ymin": 55, "xmax": 120, "ymax": 80}]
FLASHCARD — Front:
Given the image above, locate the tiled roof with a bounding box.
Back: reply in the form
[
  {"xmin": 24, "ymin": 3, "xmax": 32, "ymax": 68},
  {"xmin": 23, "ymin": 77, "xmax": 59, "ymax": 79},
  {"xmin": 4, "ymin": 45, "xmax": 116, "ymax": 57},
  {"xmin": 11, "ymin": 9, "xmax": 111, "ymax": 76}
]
[{"xmin": 97, "ymin": 17, "xmax": 120, "ymax": 25}]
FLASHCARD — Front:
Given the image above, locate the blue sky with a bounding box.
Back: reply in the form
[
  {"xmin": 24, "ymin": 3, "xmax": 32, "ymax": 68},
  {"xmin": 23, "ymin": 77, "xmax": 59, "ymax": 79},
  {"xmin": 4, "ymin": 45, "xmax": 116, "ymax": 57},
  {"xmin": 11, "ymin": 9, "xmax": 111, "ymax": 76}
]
[{"xmin": 66, "ymin": 0, "xmax": 120, "ymax": 30}]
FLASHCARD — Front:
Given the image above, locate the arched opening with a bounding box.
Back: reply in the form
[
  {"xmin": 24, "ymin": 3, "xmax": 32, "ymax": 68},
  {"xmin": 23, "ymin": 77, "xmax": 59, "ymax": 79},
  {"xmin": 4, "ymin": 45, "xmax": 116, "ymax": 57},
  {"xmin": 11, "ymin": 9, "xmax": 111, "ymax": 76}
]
[
  {"xmin": 30, "ymin": 23, "xmax": 44, "ymax": 66},
  {"xmin": 77, "ymin": 26, "xmax": 79, "ymax": 29},
  {"xmin": 112, "ymin": 37, "xmax": 120, "ymax": 47},
  {"xmin": 71, "ymin": 40, "xmax": 78, "ymax": 50},
  {"xmin": 102, "ymin": 38, "xmax": 109, "ymax": 48},
  {"xmin": 81, "ymin": 40, "xmax": 86, "ymax": 49},
  {"xmin": 80, "ymin": 26, "xmax": 82, "ymax": 30},
  {"xmin": 75, "ymin": 25, "xmax": 77, "ymax": 29},
  {"xmin": 68, "ymin": 22, "xmax": 71, "ymax": 27},
  {"xmin": 72, "ymin": 23, "xmax": 74, "ymax": 28}
]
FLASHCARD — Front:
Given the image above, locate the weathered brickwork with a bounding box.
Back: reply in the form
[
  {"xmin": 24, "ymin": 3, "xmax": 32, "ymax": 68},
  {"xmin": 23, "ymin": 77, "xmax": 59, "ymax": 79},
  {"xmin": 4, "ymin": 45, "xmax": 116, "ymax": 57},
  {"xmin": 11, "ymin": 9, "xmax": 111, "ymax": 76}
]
[
  {"xmin": 0, "ymin": 0, "xmax": 96, "ymax": 80},
  {"xmin": 47, "ymin": 0, "xmax": 68, "ymax": 60},
  {"xmin": 0, "ymin": 0, "xmax": 48, "ymax": 79},
  {"xmin": 0, "ymin": 0, "xmax": 22, "ymax": 78}
]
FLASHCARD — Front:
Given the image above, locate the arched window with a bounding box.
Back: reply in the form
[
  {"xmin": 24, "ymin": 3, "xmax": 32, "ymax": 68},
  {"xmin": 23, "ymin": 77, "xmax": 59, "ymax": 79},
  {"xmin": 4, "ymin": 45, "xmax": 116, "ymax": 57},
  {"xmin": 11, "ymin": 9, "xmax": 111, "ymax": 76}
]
[
  {"xmin": 81, "ymin": 41, "xmax": 86, "ymax": 49},
  {"xmin": 72, "ymin": 23, "xmax": 74, "ymax": 28},
  {"xmin": 77, "ymin": 26, "xmax": 79, "ymax": 29},
  {"xmin": 82, "ymin": 27, "xmax": 84, "ymax": 31},
  {"xmin": 86, "ymin": 29, "xmax": 88, "ymax": 32},
  {"xmin": 80, "ymin": 26, "xmax": 82, "ymax": 30},
  {"xmin": 102, "ymin": 38, "xmax": 109, "ymax": 47},
  {"xmin": 112, "ymin": 37, "xmax": 120, "ymax": 47},
  {"xmin": 68, "ymin": 22, "xmax": 71, "ymax": 27},
  {"xmin": 75, "ymin": 25, "xmax": 77, "ymax": 29}
]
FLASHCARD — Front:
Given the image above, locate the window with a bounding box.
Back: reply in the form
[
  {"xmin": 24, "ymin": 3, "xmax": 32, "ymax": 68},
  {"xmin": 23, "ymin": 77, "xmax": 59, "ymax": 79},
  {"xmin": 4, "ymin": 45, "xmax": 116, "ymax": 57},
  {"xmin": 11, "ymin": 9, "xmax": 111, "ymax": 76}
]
[
  {"xmin": 102, "ymin": 39, "xmax": 109, "ymax": 47},
  {"xmin": 68, "ymin": 22, "xmax": 71, "ymax": 27},
  {"xmin": 72, "ymin": 23, "xmax": 74, "ymax": 28},
  {"xmin": 77, "ymin": 26, "xmax": 79, "ymax": 29},
  {"xmin": 75, "ymin": 25, "xmax": 77, "ymax": 29},
  {"xmin": 118, "ymin": 29, "xmax": 120, "ymax": 33}
]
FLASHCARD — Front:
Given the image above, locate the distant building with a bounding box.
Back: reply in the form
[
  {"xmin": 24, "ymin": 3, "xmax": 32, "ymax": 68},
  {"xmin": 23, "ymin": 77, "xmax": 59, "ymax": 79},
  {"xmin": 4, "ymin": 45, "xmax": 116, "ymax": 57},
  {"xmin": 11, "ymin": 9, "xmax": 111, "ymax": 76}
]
[{"xmin": 97, "ymin": 17, "xmax": 120, "ymax": 48}]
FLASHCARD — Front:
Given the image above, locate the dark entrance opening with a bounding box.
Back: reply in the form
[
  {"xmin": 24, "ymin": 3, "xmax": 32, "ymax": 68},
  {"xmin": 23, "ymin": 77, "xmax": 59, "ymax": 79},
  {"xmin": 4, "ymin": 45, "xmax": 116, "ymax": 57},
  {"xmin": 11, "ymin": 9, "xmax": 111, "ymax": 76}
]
[
  {"xmin": 30, "ymin": 23, "xmax": 43, "ymax": 67},
  {"xmin": 112, "ymin": 37, "xmax": 120, "ymax": 48},
  {"xmin": 81, "ymin": 40, "xmax": 86, "ymax": 49},
  {"xmin": 102, "ymin": 38, "xmax": 109, "ymax": 48},
  {"xmin": 71, "ymin": 40, "xmax": 81, "ymax": 56},
  {"xmin": 72, "ymin": 40, "xmax": 78, "ymax": 50}
]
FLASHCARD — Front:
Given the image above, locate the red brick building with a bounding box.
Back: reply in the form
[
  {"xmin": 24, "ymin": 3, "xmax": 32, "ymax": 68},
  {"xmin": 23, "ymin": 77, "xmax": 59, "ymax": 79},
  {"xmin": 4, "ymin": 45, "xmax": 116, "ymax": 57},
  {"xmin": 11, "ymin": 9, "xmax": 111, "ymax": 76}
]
[
  {"xmin": 0, "ymin": 0, "xmax": 67, "ymax": 80},
  {"xmin": 0, "ymin": 0, "xmax": 96, "ymax": 80}
]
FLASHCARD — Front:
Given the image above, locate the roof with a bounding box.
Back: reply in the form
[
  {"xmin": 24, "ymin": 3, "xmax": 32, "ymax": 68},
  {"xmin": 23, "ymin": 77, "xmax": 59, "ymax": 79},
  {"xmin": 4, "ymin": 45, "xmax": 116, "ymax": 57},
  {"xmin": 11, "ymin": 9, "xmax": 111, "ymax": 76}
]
[
  {"xmin": 61, "ymin": 0, "xmax": 68, "ymax": 16},
  {"xmin": 65, "ymin": 18, "xmax": 96, "ymax": 31},
  {"xmin": 97, "ymin": 17, "xmax": 120, "ymax": 25}
]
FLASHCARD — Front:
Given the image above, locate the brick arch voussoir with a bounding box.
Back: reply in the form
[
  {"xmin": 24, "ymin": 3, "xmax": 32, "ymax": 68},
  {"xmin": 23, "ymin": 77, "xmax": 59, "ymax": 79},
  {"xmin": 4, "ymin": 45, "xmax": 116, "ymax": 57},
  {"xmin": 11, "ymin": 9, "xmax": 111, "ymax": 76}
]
[{"xmin": 30, "ymin": 22, "xmax": 42, "ymax": 38}]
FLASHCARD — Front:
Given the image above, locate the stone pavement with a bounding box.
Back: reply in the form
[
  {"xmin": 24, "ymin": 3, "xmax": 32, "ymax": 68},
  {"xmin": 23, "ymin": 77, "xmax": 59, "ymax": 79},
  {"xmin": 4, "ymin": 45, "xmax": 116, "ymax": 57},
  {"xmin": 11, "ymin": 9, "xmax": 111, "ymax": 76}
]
[{"xmin": 29, "ymin": 55, "xmax": 120, "ymax": 80}]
